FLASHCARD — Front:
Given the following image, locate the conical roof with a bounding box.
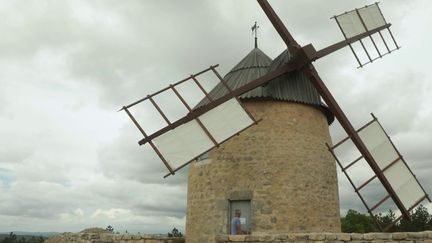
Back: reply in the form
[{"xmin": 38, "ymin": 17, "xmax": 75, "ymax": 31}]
[
  {"xmin": 196, "ymin": 47, "xmax": 334, "ymax": 124},
  {"xmin": 223, "ymin": 47, "xmax": 273, "ymax": 95},
  {"xmin": 196, "ymin": 47, "xmax": 272, "ymax": 107},
  {"xmin": 196, "ymin": 47, "xmax": 272, "ymax": 106},
  {"xmin": 262, "ymin": 49, "xmax": 334, "ymax": 124}
]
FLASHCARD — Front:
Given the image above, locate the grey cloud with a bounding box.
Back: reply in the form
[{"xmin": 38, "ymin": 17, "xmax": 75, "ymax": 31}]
[
  {"xmin": 86, "ymin": 180, "xmax": 187, "ymax": 218},
  {"xmin": 97, "ymin": 125, "xmax": 188, "ymax": 185}
]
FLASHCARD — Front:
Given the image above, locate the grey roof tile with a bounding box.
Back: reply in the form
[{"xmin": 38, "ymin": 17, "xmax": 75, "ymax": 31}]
[{"xmin": 196, "ymin": 47, "xmax": 334, "ymax": 124}]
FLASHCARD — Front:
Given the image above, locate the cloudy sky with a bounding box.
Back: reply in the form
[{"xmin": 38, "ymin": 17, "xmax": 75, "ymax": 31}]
[{"xmin": 1, "ymin": 0, "xmax": 431, "ymax": 234}]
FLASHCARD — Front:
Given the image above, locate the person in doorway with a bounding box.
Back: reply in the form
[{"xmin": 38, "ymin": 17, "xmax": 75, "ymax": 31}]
[{"xmin": 230, "ymin": 209, "xmax": 243, "ymax": 235}]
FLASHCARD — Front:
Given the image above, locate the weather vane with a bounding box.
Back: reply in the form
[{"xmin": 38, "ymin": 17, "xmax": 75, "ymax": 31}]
[{"xmin": 251, "ymin": 21, "xmax": 259, "ymax": 48}]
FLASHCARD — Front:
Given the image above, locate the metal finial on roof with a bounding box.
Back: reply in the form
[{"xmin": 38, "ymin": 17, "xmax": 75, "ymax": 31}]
[{"xmin": 251, "ymin": 21, "xmax": 259, "ymax": 48}]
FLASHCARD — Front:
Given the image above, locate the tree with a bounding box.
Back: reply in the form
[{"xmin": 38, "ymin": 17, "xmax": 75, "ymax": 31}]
[
  {"xmin": 167, "ymin": 228, "xmax": 183, "ymax": 237},
  {"xmin": 399, "ymin": 204, "xmax": 432, "ymax": 232},
  {"xmin": 341, "ymin": 209, "xmax": 378, "ymax": 233},
  {"xmin": 2, "ymin": 232, "xmax": 17, "ymax": 243},
  {"xmin": 341, "ymin": 205, "xmax": 432, "ymax": 233},
  {"xmin": 375, "ymin": 209, "xmax": 397, "ymax": 231},
  {"xmin": 105, "ymin": 225, "xmax": 114, "ymax": 233},
  {"xmin": 0, "ymin": 232, "xmax": 45, "ymax": 243}
]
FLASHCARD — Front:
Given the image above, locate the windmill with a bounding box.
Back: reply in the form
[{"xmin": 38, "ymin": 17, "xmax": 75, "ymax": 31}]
[{"xmin": 120, "ymin": 1, "xmax": 430, "ymax": 242}]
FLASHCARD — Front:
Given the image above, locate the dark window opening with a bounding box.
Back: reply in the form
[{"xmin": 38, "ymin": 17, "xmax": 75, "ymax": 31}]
[{"xmin": 229, "ymin": 200, "xmax": 251, "ymax": 235}]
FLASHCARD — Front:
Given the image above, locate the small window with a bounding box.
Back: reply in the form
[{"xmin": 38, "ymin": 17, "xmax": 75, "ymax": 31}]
[{"xmin": 229, "ymin": 200, "xmax": 251, "ymax": 234}]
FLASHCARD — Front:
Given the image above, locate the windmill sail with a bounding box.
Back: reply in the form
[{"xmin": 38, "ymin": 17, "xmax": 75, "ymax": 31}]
[
  {"xmin": 328, "ymin": 114, "xmax": 431, "ymax": 229},
  {"xmin": 152, "ymin": 98, "xmax": 255, "ymax": 172},
  {"xmin": 121, "ymin": 65, "xmax": 259, "ymax": 175},
  {"xmin": 333, "ymin": 3, "xmax": 400, "ymax": 67},
  {"xmin": 335, "ymin": 4, "xmax": 386, "ymax": 39},
  {"xmin": 358, "ymin": 118, "xmax": 429, "ymax": 210}
]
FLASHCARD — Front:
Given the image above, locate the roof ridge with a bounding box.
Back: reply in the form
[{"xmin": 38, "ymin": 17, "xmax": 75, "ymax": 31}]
[{"xmin": 226, "ymin": 65, "xmax": 270, "ymax": 76}]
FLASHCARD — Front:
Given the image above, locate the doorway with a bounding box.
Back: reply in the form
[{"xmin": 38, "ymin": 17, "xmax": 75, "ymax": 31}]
[{"xmin": 229, "ymin": 200, "xmax": 251, "ymax": 234}]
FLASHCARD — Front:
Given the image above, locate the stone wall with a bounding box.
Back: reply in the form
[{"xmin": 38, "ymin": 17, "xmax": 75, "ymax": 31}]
[
  {"xmin": 44, "ymin": 228, "xmax": 184, "ymax": 243},
  {"xmin": 215, "ymin": 231, "xmax": 432, "ymax": 243},
  {"xmin": 186, "ymin": 100, "xmax": 341, "ymax": 243}
]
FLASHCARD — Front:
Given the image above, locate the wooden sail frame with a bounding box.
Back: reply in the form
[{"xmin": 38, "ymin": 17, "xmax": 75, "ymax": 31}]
[{"xmin": 327, "ymin": 114, "xmax": 431, "ymax": 230}]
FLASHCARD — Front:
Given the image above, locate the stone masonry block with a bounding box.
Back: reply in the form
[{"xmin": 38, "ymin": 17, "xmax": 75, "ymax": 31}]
[
  {"xmin": 373, "ymin": 234, "xmax": 392, "ymax": 240},
  {"xmin": 408, "ymin": 232, "xmax": 427, "ymax": 239},
  {"xmin": 228, "ymin": 235, "xmax": 246, "ymax": 241},
  {"xmin": 308, "ymin": 233, "xmax": 325, "ymax": 241},
  {"xmin": 364, "ymin": 234, "xmax": 376, "ymax": 241},
  {"xmin": 215, "ymin": 235, "xmax": 229, "ymax": 242},
  {"xmin": 259, "ymin": 234, "xmax": 274, "ymax": 241},
  {"xmin": 293, "ymin": 233, "xmax": 309, "ymax": 241},
  {"xmin": 392, "ymin": 233, "xmax": 408, "ymax": 240},
  {"xmin": 244, "ymin": 235, "xmax": 262, "ymax": 241},
  {"xmin": 324, "ymin": 233, "xmax": 338, "ymax": 240},
  {"xmin": 336, "ymin": 233, "xmax": 351, "ymax": 241},
  {"xmin": 272, "ymin": 234, "xmax": 288, "ymax": 240},
  {"xmin": 350, "ymin": 234, "xmax": 364, "ymax": 240}
]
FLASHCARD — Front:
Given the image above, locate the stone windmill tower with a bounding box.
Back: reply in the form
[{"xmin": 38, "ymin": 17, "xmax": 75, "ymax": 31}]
[
  {"xmin": 185, "ymin": 38, "xmax": 340, "ymax": 242},
  {"xmin": 121, "ymin": 2, "xmax": 430, "ymax": 243}
]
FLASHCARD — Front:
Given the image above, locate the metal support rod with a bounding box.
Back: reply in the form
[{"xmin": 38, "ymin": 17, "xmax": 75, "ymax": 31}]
[
  {"xmin": 356, "ymin": 175, "xmax": 377, "ymax": 192},
  {"xmin": 356, "ymin": 50, "xmax": 395, "ymax": 68},
  {"xmin": 359, "ymin": 39, "xmax": 373, "ymax": 62},
  {"xmin": 385, "ymin": 214, "xmax": 403, "ymax": 232},
  {"xmin": 170, "ymin": 85, "xmax": 219, "ymax": 146},
  {"xmin": 210, "ymin": 66, "xmax": 232, "ymax": 92},
  {"xmin": 369, "ymin": 35, "xmax": 382, "ymax": 57},
  {"xmin": 326, "ymin": 143, "xmax": 383, "ymax": 231},
  {"xmin": 257, "ymin": 0, "xmax": 300, "ymax": 51},
  {"xmin": 191, "ymin": 75, "xmax": 213, "ymax": 102},
  {"xmin": 148, "ymin": 96, "xmax": 171, "ymax": 125},
  {"xmin": 378, "ymin": 31, "xmax": 391, "ymax": 53},
  {"xmin": 331, "ymin": 136, "xmax": 351, "ymax": 150},
  {"xmin": 387, "ymin": 28, "xmax": 400, "ymax": 49},
  {"xmin": 370, "ymin": 194, "xmax": 391, "ymax": 212},
  {"xmin": 122, "ymin": 106, "xmax": 174, "ymax": 174},
  {"xmin": 343, "ymin": 155, "xmax": 364, "ymax": 171},
  {"xmin": 333, "ymin": 16, "xmax": 363, "ymax": 67},
  {"xmin": 236, "ymin": 96, "xmax": 258, "ymax": 124},
  {"xmin": 122, "ymin": 64, "xmax": 219, "ymax": 110},
  {"xmin": 355, "ymin": 8, "xmax": 382, "ymax": 57},
  {"xmin": 381, "ymin": 157, "xmax": 402, "ymax": 172}
]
